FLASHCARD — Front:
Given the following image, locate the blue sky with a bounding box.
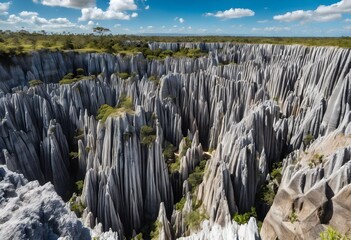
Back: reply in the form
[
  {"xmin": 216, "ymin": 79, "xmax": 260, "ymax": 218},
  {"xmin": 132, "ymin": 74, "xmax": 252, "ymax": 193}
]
[{"xmin": 0, "ymin": 0, "xmax": 350, "ymax": 36}]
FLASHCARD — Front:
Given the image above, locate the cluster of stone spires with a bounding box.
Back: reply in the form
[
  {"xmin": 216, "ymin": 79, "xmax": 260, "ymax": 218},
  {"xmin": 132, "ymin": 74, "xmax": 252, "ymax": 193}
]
[{"xmin": 0, "ymin": 43, "xmax": 350, "ymax": 239}]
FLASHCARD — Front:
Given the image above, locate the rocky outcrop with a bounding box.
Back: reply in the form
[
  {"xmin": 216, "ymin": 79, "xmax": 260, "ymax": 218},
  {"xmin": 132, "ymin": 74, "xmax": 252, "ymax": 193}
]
[
  {"xmin": 0, "ymin": 43, "xmax": 351, "ymax": 239},
  {"xmin": 81, "ymin": 110, "xmax": 173, "ymax": 236},
  {"xmin": 0, "ymin": 165, "xmax": 90, "ymax": 240},
  {"xmin": 177, "ymin": 218, "xmax": 260, "ymax": 240},
  {"xmin": 261, "ymin": 126, "xmax": 351, "ymax": 239}
]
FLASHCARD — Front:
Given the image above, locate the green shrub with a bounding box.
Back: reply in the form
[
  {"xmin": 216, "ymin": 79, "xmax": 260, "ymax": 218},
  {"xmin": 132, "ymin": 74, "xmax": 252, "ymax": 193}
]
[
  {"xmin": 59, "ymin": 72, "xmax": 93, "ymax": 85},
  {"xmin": 96, "ymin": 104, "xmax": 118, "ymax": 123},
  {"xmin": 69, "ymin": 152, "xmax": 79, "ymax": 159},
  {"xmin": 69, "ymin": 193, "xmax": 85, "ymax": 218},
  {"xmin": 261, "ymin": 184, "xmax": 276, "ymax": 206},
  {"xmin": 29, "ymin": 79, "xmax": 43, "ymax": 87},
  {"xmin": 175, "ymin": 196, "xmax": 186, "ymax": 211},
  {"xmin": 134, "ymin": 233, "xmax": 143, "ymax": 240},
  {"xmin": 62, "ymin": 39, "xmax": 74, "ymax": 50},
  {"xmin": 303, "ymin": 133, "xmax": 314, "ymax": 146},
  {"xmin": 164, "ymin": 143, "xmax": 179, "ymax": 173},
  {"xmin": 150, "ymin": 221, "xmax": 161, "ymax": 239},
  {"xmin": 63, "ymin": 73, "xmax": 75, "ymax": 79},
  {"xmin": 320, "ymin": 226, "xmax": 351, "ymax": 240},
  {"xmin": 185, "ymin": 211, "xmax": 208, "ymax": 230},
  {"xmin": 74, "ymin": 180, "xmax": 84, "ymax": 195},
  {"xmin": 96, "ymin": 97, "xmax": 134, "ymax": 123},
  {"xmin": 288, "ymin": 209, "xmax": 298, "ymax": 223},
  {"xmin": 140, "ymin": 125, "xmax": 156, "ymax": 145},
  {"xmin": 74, "ymin": 128, "xmax": 84, "ymax": 140},
  {"xmin": 169, "ymin": 157, "xmax": 180, "ymax": 173},
  {"xmin": 260, "ymin": 162, "xmax": 282, "ymax": 205},
  {"xmin": 118, "ymin": 72, "xmax": 130, "ymax": 80},
  {"xmin": 233, "ymin": 207, "xmax": 257, "ymax": 224},
  {"xmin": 117, "ymin": 95, "xmax": 134, "ymax": 109},
  {"xmin": 188, "ymin": 160, "xmax": 206, "ymax": 193},
  {"xmin": 76, "ymin": 68, "xmax": 85, "ymax": 75},
  {"xmin": 271, "ymin": 167, "xmax": 282, "ymax": 183},
  {"xmin": 163, "ymin": 143, "xmax": 176, "ymax": 161}
]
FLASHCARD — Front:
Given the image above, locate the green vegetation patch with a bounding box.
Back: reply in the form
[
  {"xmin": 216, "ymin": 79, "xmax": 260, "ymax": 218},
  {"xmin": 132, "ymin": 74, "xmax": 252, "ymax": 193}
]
[
  {"xmin": 69, "ymin": 151, "xmax": 79, "ymax": 160},
  {"xmin": 59, "ymin": 69, "xmax": 93, "ymax": 85},
  {"xmin": 233, "ymin": 207, "xmax": 257, "ymax": 225},
  {"xmin": 0, "ymin": 31, "xmax": 350, "ymax": 57},
  {"xmin": 309, "ymin": 153, "xmax": 324, "ymax": 168},
  {"xmin": 74, "ymin": 180, "xmax": 84, "ymax": 195},
  {"xmin": 118, "ymin": 72, "xmax": 130, "ymax": 80},
  {"xmin": 69, "ymin": 193, "xmax": 85, "ymax": 218},
  {"xmin": 28, "ymin": 79, "xmax": 43, "ymax": 87},
  {"xmin": 150, "ymin": 221, "xmax": 162, "ymax": 239},
  {"xmin": 185, "ymin": 211, "xmax": 208, "ymax": 231},
  {"xmin": 173, "ymin": 48, "xmax": 208, "ymax": 59},
  {"xmin": 163, "ymin": 143, "xmax": 181, "ymax": 173},
  {"xmin": 288, "ymin": 209, "xmax": 298, "ymax": 223},
  {"xmin": 175, "ymin": 196, "xmax": 186, "ymax": 211},
  {"xmin": 96, "ymin": 96, "xmax": 134, "ymax": 123},
  {"xmin": 303, "ymin": 133, "xmax": 314, "ymax": 147},
  {"xmin": 259, "ymin": 162, "xmax": 283, "ymax": 206},
  {"xmin": 140, "ymin": 125, "xmax": 156, "ymax": 146},
  {"xmin": 320, "ymin": 226, "xmax": 351, "ymax": 240},
  {"xmin": 188, "ymin": 160, "xmax": 207, "ymax": 193}
]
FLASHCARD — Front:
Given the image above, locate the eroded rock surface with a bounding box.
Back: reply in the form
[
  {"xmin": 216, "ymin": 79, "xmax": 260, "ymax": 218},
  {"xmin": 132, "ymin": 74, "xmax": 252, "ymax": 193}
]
[
  {"xmin": 0, "ymin": 43, "xmax": 350, "ymax": 239},
  {"xmin": 0, "ymin": 165, "xmax": 90, "ymax": 240}
]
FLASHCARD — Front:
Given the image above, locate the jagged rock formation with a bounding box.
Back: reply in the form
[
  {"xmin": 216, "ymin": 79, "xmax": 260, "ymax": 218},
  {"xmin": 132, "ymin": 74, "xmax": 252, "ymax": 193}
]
[
  {"xmin": 261, "ymin": 124, "xmax": 351, "ymax": 239},
  {"xmin": 177, "ymin": 218, "xmax": 260, "ymax": 240},
  {"xmin": 0, "ymin": 43, "xmax": 350, "ymax": 239},
  {"xmin": 0, "ymin": 165, "xmax": 90, "ymax": 239}
]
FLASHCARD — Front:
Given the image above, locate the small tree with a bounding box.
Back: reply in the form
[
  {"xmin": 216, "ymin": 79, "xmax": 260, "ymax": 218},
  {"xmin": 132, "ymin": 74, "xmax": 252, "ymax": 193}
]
[{"xmin": 93, "ymin": 27, "xmax": 110, "ymax": 47}]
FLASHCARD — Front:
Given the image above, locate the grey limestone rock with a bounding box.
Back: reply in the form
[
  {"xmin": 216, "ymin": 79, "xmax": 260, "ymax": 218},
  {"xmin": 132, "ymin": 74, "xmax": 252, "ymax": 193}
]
[{"xmin": 0, "ymin": 165, "xmax": 90, "ymax": 240}]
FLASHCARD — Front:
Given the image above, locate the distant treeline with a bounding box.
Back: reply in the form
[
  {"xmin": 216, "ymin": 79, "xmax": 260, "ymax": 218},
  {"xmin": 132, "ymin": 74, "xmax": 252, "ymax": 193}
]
[{"xmin": 0, "ymin": 30, "xmax": 350, "ymax": 56}]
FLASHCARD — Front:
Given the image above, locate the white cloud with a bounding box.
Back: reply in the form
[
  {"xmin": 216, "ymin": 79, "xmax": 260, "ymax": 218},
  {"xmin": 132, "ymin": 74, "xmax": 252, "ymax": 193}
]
[
  {"xmin": 274, "ymin": 0, "xmax": 351, "ymax": 23},
  {"xmin": 174, "ymin": 17, "xmax": 185, "ymax": 23},
  {"xmin": 87, "ymin": 20, "xmax": 95, "ymax": 26},
  {"xmin": 206, "ymin": 8, "xmax": 255, "ymax": 19},
  {"xmin": 145, "ymin": 5, "xmax": 149, "ymax": 10},
  {"xmin": 0, "ymin": 11, "xmax": 79, "ymax": 30},
  {"xmin": 0, "ymin": 2, "xmax": 10, "ymax": 15},
  {"xmin": 6, "ymin": 14, "xmax": 22, "ymax": 24},
  {"xmin": 114, "ymin": 23, "xmax": 121, "ymax": 27},
  {"xmin": 147, "ymin": 25, "xmax": 153, "ymax": 29},
  {"xmin": 19, "ymin": 11, "xmax": 39, "ymax": 17},
  {"xmin": 345, "ymin": 18, "xmax": 351, "ymax": 22},
  {"xmin": 108, "ymin": 0, "xmax": 137, "ymax": 11},
  {"xmin": 252, "ymin": 27, "xmax": 291, "ymax": 32},
  {"xmin": 33, "ymin": 0, "xmax": 95, "ymax": 9},
  {"xmin": 79, "ymin": 0, "xmax": 138, "ymax": 21},
  {"xmin": 79, "ymin": 7, "xmax": 137, "ymax": 21}
]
